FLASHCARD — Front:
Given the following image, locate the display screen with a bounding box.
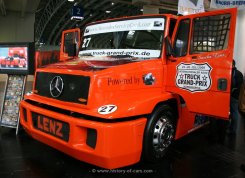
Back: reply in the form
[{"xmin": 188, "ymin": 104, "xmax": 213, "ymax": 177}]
[{"xmin": 0, "ymin": 43, "xmax": 34, "ymax": 75}]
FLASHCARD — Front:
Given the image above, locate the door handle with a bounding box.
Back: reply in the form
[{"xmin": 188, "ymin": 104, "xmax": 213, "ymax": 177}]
[{"xmin": 217, "ymin": 78, "xmax": 227, "ymax": 91}]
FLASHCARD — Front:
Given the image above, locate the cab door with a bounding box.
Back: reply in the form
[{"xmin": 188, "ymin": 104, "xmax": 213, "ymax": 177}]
[
  {"xmin": 60, "ymin": 28, "xmax": 80, "ymax": 61},
  {"xmin": 166, "ymin": 8, "xmax": 237, "ymax": 119}
]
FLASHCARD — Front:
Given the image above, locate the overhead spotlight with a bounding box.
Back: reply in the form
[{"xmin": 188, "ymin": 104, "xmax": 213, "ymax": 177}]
[
  {"xmin": 183, "ymin": 11, "xmax": 189, "ymax": 15},
  {"xmin": 106, "ymin": 10, "xmax": 111, "ymax": 13},
  {"xmin": 111, "ymin": 2, "xmax": 115, "ymax": 5},
  {"xmin": 68, "ymin": 0, "xmax": 74, "ymax": 2},
  {"xmin": 140, "ymin": 9, "xmax": 143, "ymax": 12}
]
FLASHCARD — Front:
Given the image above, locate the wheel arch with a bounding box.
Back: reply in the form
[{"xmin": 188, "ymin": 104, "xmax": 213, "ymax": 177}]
[{"xmin": 150, "ymin": 97, "xmax": 180, "ymax": 125}]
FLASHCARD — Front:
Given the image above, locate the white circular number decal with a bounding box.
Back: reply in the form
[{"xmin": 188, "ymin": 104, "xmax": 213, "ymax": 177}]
[{"xmin": 98, "ymin": 105, "xmax": 117, "ymax": 115}]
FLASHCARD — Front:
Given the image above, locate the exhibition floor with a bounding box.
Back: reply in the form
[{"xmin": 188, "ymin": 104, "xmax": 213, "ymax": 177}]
[
  {"xmin": 0, "ymin": 79, "xmax": 245, "ymax": 178},
  {"xmin": 0, "ymin": 117, "xmax": 244, "ymax": 178}
]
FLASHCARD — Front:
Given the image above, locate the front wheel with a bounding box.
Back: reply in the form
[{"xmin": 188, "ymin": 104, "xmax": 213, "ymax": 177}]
[{"xmin": 142, "ymin": 105, "xmax": 175, "ymax": 162}]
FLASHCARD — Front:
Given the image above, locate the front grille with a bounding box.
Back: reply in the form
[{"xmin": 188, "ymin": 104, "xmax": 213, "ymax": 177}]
[{"xmin": 35, "ymin": 72, "xmax": 90, "ymax": 104}]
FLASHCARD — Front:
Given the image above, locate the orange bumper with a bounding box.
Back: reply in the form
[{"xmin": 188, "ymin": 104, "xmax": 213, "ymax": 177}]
[{"xmin": 20, "ymin": 100, "xmax": 147, "ymax": 169}]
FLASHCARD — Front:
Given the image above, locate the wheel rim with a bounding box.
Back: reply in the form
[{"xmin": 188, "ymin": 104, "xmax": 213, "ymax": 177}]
[{"xmin": 152, "ymin": 116, "xmax": 174, "ymax": 157}]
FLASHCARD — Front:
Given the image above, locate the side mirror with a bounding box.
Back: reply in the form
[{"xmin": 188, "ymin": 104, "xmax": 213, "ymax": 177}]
[
  {"xmin": 165, "ymin": 37, "xmax": 174, "ymax": 57},
  {"xmin": 65, "ymin": 43, "xmax": 76, "ymax": 57}
]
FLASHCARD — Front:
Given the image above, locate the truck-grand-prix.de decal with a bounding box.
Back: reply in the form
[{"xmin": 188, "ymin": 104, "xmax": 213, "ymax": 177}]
[{"xmin": 176, "ymin": 63, "xmax": 212, "ymax": 92}]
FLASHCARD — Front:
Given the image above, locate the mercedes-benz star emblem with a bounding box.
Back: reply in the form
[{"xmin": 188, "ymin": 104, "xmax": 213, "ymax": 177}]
[{"xmin": 50, "ymin": 76, "xmax": 64, "ymax": 98}]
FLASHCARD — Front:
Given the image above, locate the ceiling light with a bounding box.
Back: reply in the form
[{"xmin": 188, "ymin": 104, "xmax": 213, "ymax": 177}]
[
  {"xmin": 68, "ymin": 0, "xmax": 74, "ymax": 2},
  {"xmin": 140, "ymin": 9, "xmax": 143, "ymax": 12},
  {"xmin": 183, "ymin": 11, "xmax": 189, "ymax": 15},
  {"xmin": 111, "ymin": 2, "xmax": 114, "ymax": 5},
  {"xmin": 106, "ymin": 10, "xmax": 111, "ymax": 13}
]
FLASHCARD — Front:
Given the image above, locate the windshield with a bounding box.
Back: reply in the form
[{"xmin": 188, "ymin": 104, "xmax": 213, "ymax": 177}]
[{"xmin": 79, "ymin": 17, "xmax": 165, "ymax": 60}]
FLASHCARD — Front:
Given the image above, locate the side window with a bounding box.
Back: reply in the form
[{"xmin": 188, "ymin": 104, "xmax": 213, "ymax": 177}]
[
  {"xmin": 168, "ymin": 18, "xmax": 177, "ymax": 38},
  {"xmin": 190, "ymin": 14, "xmax": 231, "ymax": 53},
  {"xmin": 74, "ymin": 31, "xmax": 79, "ymax": 53},
  {"xmin": 64, "ymin": 32, "xmax": 73, "ymax": 53},
  {"xmin": 173, "ymin": 19, "xmax": 190, "ymax": 57}
]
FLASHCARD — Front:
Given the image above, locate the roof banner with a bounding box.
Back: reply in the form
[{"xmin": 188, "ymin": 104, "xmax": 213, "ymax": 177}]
[
  {"xmin": 178, "ymin": 0, "xmax": 205, "ymax": 15},
  {"xmin": 210, "ymin": 0, "xmax": 245, "ymax": 10}
]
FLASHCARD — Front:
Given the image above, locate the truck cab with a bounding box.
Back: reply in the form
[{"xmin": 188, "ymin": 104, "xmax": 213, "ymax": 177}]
[{"xmin": 20, "ymin": 8, "xmax": 237, "ymax": 169}]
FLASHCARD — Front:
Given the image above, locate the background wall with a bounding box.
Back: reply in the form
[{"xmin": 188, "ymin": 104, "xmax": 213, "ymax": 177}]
[
  {"xmin": 0, "ymin": 6, "xmax": 244, "ymax": 74},
  {"xmin": 0, "ymin": 11, "xmax": 34, "ymax": 42},
  {"xmin": 234, "ymin": 10, "xmax": 245, "ymax": 76}
]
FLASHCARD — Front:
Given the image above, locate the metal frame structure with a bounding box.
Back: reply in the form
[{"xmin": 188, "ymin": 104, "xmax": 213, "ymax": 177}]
[
  {"xmin": 35, "ymin": 0, "xmax": 68, "ymax": 43},
  {"xmin": 0, "ymin": 75, "xmax": 27, "ymax": 135},
  {"xmin": 47, "ymin": 0, "xmax": 100, "ymax": 45},
  {"xmin": 35, "ymin": 0, "xmax": 179, "ymax": 45}
]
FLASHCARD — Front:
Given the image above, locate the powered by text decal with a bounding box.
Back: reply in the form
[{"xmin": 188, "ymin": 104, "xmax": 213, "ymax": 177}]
[
  {"xmin": 176, "ymin": 63, "xmax": 212, "ymax": 92},
  {"xmin": 84, "ymin": 18, "xmax": 165, "ymax": 36}
]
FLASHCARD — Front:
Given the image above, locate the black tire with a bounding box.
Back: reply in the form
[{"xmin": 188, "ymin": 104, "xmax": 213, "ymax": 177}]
[{"xmin": 142, "ymin": 105, "xmax": 175, "ymax": 162}]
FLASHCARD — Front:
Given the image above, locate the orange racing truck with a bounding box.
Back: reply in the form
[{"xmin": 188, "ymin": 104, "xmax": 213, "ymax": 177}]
[{"xmin": 20, "ymin": 8, "xmax": 237, "ymax": 169}]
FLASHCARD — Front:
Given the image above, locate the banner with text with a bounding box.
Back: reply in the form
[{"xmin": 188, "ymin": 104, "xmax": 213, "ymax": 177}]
[
  {"xmin": 79, "ymin": 49, "xmax": 161, "ymax": 58},
  {"xmin": 178, "ymin": 0, "xmax": 205, "ymax": 15},
  {"xmin": 84, "ymin": 18, "xmax": 165, "ymax": 36},
  {"xmin": 211, "ymin": 0, "xmax": 245, "ymax": 9}
]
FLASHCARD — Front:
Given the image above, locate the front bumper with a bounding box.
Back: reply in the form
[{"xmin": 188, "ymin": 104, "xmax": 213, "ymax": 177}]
[{"xmin": 19, "ymin": 100, "xmax": 147, "ymax": 169}]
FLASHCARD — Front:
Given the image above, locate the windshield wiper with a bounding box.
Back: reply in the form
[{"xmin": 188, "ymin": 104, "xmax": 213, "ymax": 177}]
[{"xmin": 110, "ymin": 55, "xmax": 134, "ymax": 59}]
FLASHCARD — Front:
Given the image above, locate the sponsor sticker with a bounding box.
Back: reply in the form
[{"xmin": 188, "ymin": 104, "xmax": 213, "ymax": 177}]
[
  {"xmin": 143, "ymin": 73, "xmax": 155, "ymax": 85},
  {"xmin": 32, "ymin": 113, "xmax": 70, "ymax": 142},
  {"xmin": 79, "ymin": 49, "xmax": 160, "ymax": 58},
  {"xmin": 98, "ymin": 105, "xmax": 117, "ymax": 115},
  {"xmin": 84, "ymin": 18, "xmax": 165, "ymax": 36},
  {"xmin": 107, "ymin": 76, "xmax": 140, "ymax": 86},
  {"xmin": 176, "ymin": 63, "xmax": 212, "ymax": 92}
]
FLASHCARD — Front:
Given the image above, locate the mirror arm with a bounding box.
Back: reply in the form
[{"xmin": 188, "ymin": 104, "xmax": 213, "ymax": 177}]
[{"xmin": 165, "ymin": 36, "xmax": 176, "ymax": 58}]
